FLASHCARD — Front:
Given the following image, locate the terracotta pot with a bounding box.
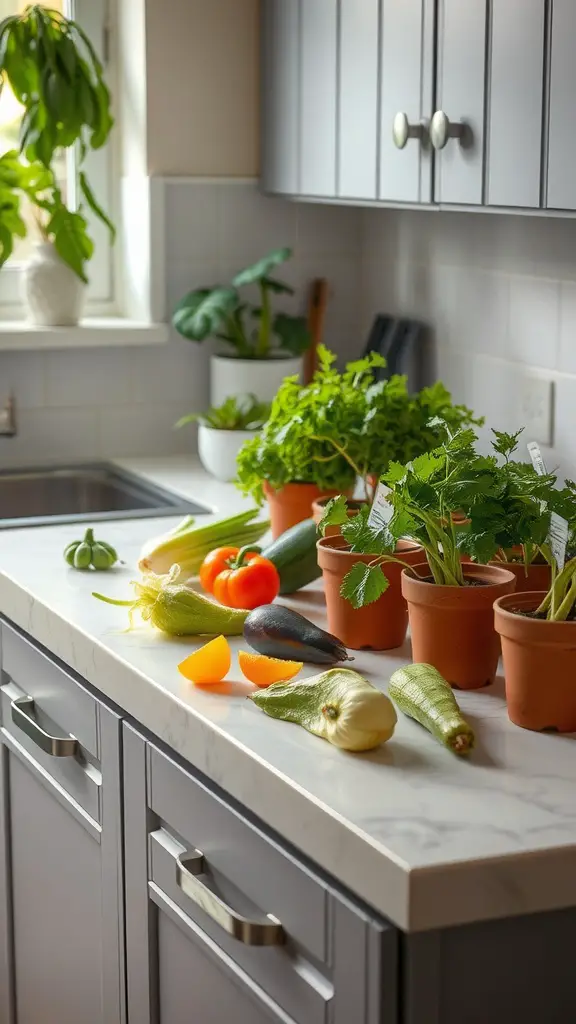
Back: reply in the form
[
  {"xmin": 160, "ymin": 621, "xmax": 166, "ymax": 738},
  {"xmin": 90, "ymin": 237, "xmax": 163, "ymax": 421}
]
[
  {"xmin": 317, "ymin": 536, "xmax": 423, "ymax": 651},
  {"xmin": 401, "ymin": 563, "xmax": 516, "ymax": 690},
  {"xmin": 490, "ymin": 560, "xmax": 551, "ymax": 596},
  {"xmin": 494, "ymin": 592, "xmax": 576, "ymax": 732},
  {"xmin": 311, "ymin": 496, "xmax": 369, "ymax": 537},
  {"xmin": 263, "ymin": 482, "xmax": 353, "ymax": 539}
]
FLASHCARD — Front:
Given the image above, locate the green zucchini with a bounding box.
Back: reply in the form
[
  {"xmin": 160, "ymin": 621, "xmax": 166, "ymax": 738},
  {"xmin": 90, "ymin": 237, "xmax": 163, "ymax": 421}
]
[
  {"xmin": 388, "ymin": 664, "xmax": 475, "ymax": 756},
  {"xmin": 261, "ymin": 518, "xmax": 321, "ymax": 594}
]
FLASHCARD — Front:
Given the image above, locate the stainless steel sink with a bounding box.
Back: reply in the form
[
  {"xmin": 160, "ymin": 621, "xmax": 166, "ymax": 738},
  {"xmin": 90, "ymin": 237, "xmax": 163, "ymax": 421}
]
[{"xmin": 0, "ymin": 464, "xmax": 210, "ymax": 529}]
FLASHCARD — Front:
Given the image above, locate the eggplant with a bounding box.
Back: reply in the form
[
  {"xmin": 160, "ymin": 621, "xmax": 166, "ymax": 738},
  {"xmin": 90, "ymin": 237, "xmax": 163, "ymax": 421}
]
[{"xmin": 243, "ymin": 605, "xmax": 354, "ymax": 665}]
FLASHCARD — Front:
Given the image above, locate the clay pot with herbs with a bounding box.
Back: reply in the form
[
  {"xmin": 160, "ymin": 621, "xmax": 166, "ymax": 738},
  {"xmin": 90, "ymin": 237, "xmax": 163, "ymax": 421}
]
[
  {"xmin": 318, "ymin": 535, "xmax": 423, "ymax": 650},
  {"xmin": 264, "ymin": 482, "xmax": 353, "ymax": 539},
  {"xmin": 402, "ymin": 563, "xmax": 516, "ymax": 690},
  {"xmin": 494, "ymin": 566, "xmax": 576, "ymax": 731}
]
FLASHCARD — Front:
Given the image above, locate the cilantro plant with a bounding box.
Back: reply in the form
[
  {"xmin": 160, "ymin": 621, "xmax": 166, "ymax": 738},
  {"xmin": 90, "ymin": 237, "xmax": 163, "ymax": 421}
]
[
  {"xmin": 311, "ymin": 372, "xmax": 482, "ymax": 500},
  {"xmin": 536, "ymin": 550, "xmax": 576, "ymax": 621},
  {"xmin": 384, "ymin": 426, "xmax": 576, "ymax": 587},
  {"xmin": 236, "ymin": 347, "xmax": 383, "ymax": 502},
  {"xmin": 236, "ymin": 345, "xmax": 482, "ymax": 505},
  {"xmin": 318, "ymin": 496, "xmax": 410, "ymax": 609}
]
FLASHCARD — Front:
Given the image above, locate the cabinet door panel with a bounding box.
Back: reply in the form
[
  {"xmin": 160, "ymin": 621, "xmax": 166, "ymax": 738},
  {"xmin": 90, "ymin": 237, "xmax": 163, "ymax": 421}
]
[
  {"xmin": 9, "ymin": 753, "xmax": 104, "ymax": 1024},
  {"xmin": 339, "ymin": 0, "xmax": 379, "ymax": 200},
  {"xmin": 547, "ymin": 0, "xmax": 576, "ymax": 210},
  {"xmin": 157, "ymin": 904, "xmax": 286, "ymax": 1024},
  {"xmin": 486, "ymin": 0, "xmax": 545, "ymax": 208},
  {"xmin": 300, "ymin": 0, "xmax": 337, "ymax": 196},
  {"xmin": 379, "ymin": 0, "xmax": 434, "ymax": 203},
  {"xmin": 435, "ymin": 0, "xmax": 487, "ymax": 205},
  {"xmin": 261, "ymin": 0, "xmax": 300, "ymax": 195}
]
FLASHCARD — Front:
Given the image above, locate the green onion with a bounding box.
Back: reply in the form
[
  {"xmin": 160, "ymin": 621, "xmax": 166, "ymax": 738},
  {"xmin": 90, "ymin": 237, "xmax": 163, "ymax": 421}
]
[{"xmin": 138, "ymin": 509, "xmax": 270, "ymax": 578}]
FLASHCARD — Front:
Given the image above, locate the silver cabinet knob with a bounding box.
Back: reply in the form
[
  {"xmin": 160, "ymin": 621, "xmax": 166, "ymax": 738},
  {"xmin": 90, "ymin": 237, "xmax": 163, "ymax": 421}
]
[
  {"xmin": 430, "ymin": 110, "xmax": 465, "ymax": 150},
  {"xmin": 392, "ymin": 112, "xmax": 425, "ymax": 150}
]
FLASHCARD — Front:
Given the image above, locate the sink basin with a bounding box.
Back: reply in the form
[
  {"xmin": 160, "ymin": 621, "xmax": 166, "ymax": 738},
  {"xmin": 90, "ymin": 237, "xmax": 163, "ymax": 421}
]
[{"xmin": 0, "ymin": 464, "xmax": 210, "ymax": 529}]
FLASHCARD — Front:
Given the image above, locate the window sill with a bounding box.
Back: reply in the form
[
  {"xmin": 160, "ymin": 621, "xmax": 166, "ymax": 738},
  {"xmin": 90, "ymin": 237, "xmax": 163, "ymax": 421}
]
[{"xmin": 0, "ymin": 318, "xmax": 170, "ymax": 350}]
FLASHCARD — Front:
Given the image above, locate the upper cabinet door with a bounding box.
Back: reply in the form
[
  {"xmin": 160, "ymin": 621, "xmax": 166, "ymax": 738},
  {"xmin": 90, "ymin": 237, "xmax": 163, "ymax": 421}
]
[
  {"xmin": 486, "ymin": 0, "xmax": 545, "ymax": 208},
  {"xmin": 547, "ymin": 0, "xmax": 576, "ymax": 210},
  {"xmin": 261, "ymin": 0, "xmax": 300, "ymax": 195},
  {"xmin": 379, "ymin": 0, "xmax": 435, "ymax": 203},
  {"xmin": 434, "ymin": 0, "xmax": 488, "ymax": 205},
  {"xmin": 436, "ymin": 0, "xmax": 546, "ymax": 208},
  {"xmin": 300, "ymin": 0, "xmax": 338, "ymax": 197},
  {"xmin": 338, "ymin": 0, "xmax": 380, "ymax": 200}
]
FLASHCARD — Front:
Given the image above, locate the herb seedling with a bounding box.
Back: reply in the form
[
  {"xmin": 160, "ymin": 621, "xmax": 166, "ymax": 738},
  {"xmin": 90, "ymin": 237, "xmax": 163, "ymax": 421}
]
[{"xmin": 175, "ymin": 395, "xmax": 270, "ymax": 432}]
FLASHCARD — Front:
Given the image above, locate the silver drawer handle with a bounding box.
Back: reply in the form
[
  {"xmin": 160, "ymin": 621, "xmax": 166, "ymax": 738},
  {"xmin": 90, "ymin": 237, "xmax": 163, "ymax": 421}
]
[
  {"xmin": 176, "ymin": 850, "xmax": 285, "ymax": 947},
  {"xmin": 11, "ymin": 696, "xmax": 78, "ymax": 757}
]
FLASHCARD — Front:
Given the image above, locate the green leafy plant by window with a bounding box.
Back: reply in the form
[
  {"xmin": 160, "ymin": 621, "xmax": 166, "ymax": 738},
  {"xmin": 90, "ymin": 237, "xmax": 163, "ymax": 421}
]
[
  {"xmin": 172, "ymin": 247, "xmax": 311, "ymax": 359},
  {"xmin": 175, "ymin": 395, "xmax": 270, "ymax": 432},
  {"xmin": 0, "ymin": 4, "xmax": 115, "ymax": 281}
]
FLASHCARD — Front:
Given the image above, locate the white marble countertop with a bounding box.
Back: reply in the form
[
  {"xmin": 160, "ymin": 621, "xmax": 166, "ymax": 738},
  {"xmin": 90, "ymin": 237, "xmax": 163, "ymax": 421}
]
[{"xmin": 0, "ymin": 455, "xmax": 575, "ymax": 933}]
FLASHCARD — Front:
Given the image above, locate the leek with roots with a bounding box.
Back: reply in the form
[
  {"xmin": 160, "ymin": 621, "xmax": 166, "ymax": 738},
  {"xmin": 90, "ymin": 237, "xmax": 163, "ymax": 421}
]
[{"xmin": 139, "ymin": 509, "xmax": 270, "ymax": 578}]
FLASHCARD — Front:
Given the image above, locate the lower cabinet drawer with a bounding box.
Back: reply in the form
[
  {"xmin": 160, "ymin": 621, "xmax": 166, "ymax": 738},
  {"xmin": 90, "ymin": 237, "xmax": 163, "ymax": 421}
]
[{"xmin": 124, "ymin": 724, "xmax": 398, "ymax": 1024}]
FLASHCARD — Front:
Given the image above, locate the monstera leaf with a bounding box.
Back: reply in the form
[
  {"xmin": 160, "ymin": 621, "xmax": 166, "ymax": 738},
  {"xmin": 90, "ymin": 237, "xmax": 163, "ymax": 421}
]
[
  {"xmin": 232, "ymin": 247, "xmax": 292, "ymax": 288},
  {"xmin": 172, "ymin": 287, "xmax": 239, "ymax": 341}
]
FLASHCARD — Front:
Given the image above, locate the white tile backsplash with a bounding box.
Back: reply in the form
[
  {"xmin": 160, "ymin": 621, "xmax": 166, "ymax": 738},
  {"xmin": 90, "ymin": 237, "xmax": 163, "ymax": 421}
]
[
  {"xmin": 0, "ymin": 181, "xmax": 365, "ymax": 465},
  {"xmin": 361, "ymin": 207, "xmax": 576, "ymax": 477}
]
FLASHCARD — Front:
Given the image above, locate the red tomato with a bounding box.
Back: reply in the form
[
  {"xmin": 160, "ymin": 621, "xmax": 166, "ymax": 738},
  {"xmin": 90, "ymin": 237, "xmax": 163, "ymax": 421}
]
[
  {"xmin": 199, "ymin": 547, "xmax": 240, "ymax": 595},
  {"xmin": 212, "ymin": 552, "xmax": 280, "ymax": 610}
]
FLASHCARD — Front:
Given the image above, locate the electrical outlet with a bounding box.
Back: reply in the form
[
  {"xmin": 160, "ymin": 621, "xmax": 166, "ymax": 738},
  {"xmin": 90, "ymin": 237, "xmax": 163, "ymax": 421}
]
[{"xmin": 519, "ymin": 374, "xmax": 554, "ymax": 447}]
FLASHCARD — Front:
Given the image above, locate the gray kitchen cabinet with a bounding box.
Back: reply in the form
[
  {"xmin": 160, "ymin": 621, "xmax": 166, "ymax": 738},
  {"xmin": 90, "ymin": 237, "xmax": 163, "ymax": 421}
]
[
  {"xmin": 123, "ymin": 723, "xmax": 398, "ymax": 1024},
  {"xmin": 379, "ymin": 0, "xmax": 435, "ymax": 204},
  {"xmin": 434, "ymin": 0, "xmax": 545, "ymax": 208},
  {"xmin": 338, "ymin": 0, "xmax": 379, "ymax": 200},
  {"xmin": 0, "ymin": 621, "xmax": 124, "ymax": 1024},
  {"xmin": 547, "ymin": 0, "xmax": 576, "ymax": 210},
  {"xmin": 300, "ymin": 0, "xmax": 338, "ymax": 197},
  {"xmin": 260, "ymin": 0, "xmax": 300, "ymax": 196}
]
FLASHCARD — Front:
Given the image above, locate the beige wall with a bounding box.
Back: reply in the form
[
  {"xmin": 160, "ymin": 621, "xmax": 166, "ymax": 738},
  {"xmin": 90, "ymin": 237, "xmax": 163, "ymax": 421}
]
[{"xmin": 145, "ymin": 0, "xmax": 259, "ymax": 176}]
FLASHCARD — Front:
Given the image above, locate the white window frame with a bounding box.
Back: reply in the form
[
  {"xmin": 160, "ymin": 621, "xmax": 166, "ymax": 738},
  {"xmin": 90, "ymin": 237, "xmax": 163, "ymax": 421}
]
[{"xmin": 0, "ymin": 0, "xmax": 117, "ymax": 316}]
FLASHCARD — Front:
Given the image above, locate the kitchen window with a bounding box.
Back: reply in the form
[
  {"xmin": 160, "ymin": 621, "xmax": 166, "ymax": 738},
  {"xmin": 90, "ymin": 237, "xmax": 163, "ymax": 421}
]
[{"xmin": 0, "ymin": 0, "xmax": 114, "ymax": 315}]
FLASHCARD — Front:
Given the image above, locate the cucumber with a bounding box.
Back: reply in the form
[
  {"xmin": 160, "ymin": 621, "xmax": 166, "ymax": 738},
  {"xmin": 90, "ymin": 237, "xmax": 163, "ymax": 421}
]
[
  {"xmin": 388, "ymin": 664, "xmax": 475, "ymax": 756},
  {"xmin": 261, "ymin": 518, "xmax": 321, "ymax": 594}
]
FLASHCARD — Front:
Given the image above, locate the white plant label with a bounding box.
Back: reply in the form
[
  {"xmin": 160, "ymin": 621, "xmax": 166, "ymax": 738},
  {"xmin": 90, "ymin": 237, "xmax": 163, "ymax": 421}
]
[
  {"xmin": 527, "ymin": 441, "xmax": 568, "ymax": 570},
  {"xmin": 368, "ymin": 482, "xmax": 393, "ymax": 531}
]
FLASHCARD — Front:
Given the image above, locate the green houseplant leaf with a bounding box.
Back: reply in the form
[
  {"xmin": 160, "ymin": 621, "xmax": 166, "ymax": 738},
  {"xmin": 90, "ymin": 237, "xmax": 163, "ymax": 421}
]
[
  {"xmin": 0, "ymin": 4, "xmax": 115, "ymax": 280},
  {"xmin": 273, "ymin": 313, "xmax": 311, "ymax": 355},
  {"xmin": 232, "ymin": 247, "xmax": 292, "ymax": 288},
  {"xmin": 340, "ymin": 562, "xmax": 390, "ymax": 609},
  {"xmin": 172, "ymin": 288, "xmax": 239, "ymax": 342}
]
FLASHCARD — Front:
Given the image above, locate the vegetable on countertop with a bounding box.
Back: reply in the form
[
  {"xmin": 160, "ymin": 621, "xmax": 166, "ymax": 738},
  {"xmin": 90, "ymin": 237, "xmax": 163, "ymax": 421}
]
[
  {"xmin": 388, "ymin": 664, "xmax": 475, "ymax": 756},
  {"xmin": 243, "ymin": 604, "xmax": 353, "ymax": 665},
  {"xmin": 178, "ymin": 635, "xmax": 231, "ymax": 685},
  {"xmin": 238, "ymin": 650, "xmax": 303, "ymax": 687},
  {"xmin": 64, "ymin": 528, "xmax": 118, "ymax": 571},
  {"xmin": 200, "ymin": 546, "xmax": 280, "ymax": 610},
  {"xmin": 139, "ymin": 510, "xmax": 270, "ymax": 580},
  {"xmin": 93, "ymin": 565, "xmax": 249, "ymax": 636},
  {"xmin": 249, "ymin": 669, "xmax": 397, "ymax": 751},
  {"xmin": 261, "ymin": 518, "xmax": 322, "ymax": 594}
]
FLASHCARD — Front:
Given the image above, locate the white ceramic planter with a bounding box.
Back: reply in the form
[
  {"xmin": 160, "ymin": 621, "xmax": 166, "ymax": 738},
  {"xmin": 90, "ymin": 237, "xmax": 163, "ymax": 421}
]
[
  {"xmin": 22, "ymin": 242, "xmax": 86, "ymax": 326},
  {"xmin": 210, "ymin": 354, "xmax": 302, "ymax": 407},
  {"xmin": 198, "ymin": 424, "xmax": 258, "ymax": 482}
]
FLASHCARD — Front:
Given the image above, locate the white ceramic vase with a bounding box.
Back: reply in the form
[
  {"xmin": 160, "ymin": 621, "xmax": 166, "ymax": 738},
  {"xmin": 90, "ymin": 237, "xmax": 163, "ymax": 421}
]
[
  {"xmin": 198, "ymin": 424, "xmax": 258, "ymax": 483},
  {"xmin": 23, "ymin": 242, "xmax": 86, "ymax": 327},
  {"xmin": 210, "ymin": 353, "xmax": 302, "ymax": 407}
]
